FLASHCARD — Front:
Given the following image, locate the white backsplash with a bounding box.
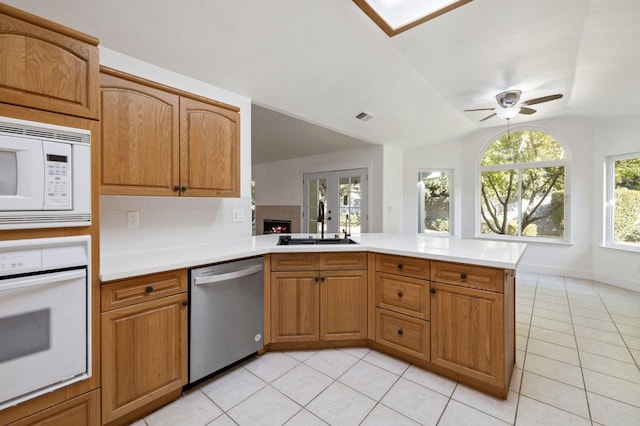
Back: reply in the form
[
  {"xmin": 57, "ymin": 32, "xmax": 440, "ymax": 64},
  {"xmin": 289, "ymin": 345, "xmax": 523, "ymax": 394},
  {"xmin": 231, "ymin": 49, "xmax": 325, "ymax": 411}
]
[{"xmin": 100, "ymin": 196, "xmax": 252, "ymax": 254}]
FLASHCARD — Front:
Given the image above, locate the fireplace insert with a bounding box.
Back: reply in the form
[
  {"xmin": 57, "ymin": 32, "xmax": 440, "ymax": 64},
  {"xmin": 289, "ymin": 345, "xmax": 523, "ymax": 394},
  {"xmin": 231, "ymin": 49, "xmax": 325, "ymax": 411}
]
[{"xmin": 263, "ymin": 219, "xmax": 291, "ymax": 234}]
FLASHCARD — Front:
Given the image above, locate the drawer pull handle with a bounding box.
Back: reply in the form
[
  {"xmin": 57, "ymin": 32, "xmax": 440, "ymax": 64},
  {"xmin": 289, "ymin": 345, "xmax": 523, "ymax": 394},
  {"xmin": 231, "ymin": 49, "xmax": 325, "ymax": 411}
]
[
  {"xmin": 460, "ymin": 273, "xmax": 467, "ymax": 280},
  {"xmin": 397, "ymin": 264, "xmax": 403, "ymax": 269},
  {"xmin": 397, "ymin": 291, "xmax": 403, "ymax": 298},
  {"xmin": 430, "ymin": 288, "xmax": 436, "ymax": 294},
  {"xmin": 397, "ymin": 329, "xmax": 403, "ymax": 336},
  {"xmin": 145, "ymin": 285, "xmax": 154, "ymax": 293}
]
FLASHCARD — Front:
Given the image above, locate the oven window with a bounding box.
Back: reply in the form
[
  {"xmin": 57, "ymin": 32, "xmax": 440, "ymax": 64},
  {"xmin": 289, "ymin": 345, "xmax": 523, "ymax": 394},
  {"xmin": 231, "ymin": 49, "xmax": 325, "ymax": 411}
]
[
  {"xmin": 0, "ymin": 151, "xmax": 17, "ymax": 195},
  {"xmin": 0, "ymin": 309, "xmax": 50, "ymax": 363}
]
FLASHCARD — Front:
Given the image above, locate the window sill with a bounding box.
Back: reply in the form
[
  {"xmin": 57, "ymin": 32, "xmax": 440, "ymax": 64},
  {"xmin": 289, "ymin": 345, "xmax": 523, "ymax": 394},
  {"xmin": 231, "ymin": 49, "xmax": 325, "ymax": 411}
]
[
  {"xmin": 474, "ymin": 234, "xmax": 574, "ymax": 246},
  {"xmin": 599, "ymin": 244, "xmax": 640, "ymax": 254}
]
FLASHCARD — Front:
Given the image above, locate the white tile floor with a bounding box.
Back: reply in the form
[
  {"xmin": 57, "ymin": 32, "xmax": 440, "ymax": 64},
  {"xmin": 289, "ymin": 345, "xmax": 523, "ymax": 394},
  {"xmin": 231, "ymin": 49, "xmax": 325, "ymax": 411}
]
[{"xmin": 133, "ymin": 273, "xmax": 640, "ymax": 425}]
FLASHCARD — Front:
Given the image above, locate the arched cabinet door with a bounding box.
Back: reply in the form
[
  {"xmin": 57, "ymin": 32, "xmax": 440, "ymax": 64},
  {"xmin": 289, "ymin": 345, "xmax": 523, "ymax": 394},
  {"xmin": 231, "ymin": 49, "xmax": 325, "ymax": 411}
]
[
  {"xmin": 100, "ymin": 71, "xmax": 180, "ymax": 196},
  {"xmin": 179, "ymin": 96, "xmax": 240, "ymax": 197},
  {"xmin": 0, "ymin": 5, "xmax": 99, "ymax": 119}
]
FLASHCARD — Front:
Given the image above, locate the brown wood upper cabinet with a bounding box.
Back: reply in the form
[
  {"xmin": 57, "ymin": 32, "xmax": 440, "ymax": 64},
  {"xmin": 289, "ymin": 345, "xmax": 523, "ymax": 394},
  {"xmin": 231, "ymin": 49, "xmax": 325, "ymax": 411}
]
[
  {"xmin": 100, "ymin": 68, "xmax": 240, "ymax": 197},
  {"xmin": 0, "ymin": 4, "xmax": 99, "ymax": 119}
]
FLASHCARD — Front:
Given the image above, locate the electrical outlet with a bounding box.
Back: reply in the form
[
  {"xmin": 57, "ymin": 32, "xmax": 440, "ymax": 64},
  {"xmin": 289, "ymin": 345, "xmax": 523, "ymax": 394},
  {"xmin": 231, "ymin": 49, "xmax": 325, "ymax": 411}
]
[
  {"xmin": 127, "ymin": 211, "xmax": 140, "ymax": 228},
  {"xmin": 232, "ymin": 209, "xmax": 244, "ymax": 222}
]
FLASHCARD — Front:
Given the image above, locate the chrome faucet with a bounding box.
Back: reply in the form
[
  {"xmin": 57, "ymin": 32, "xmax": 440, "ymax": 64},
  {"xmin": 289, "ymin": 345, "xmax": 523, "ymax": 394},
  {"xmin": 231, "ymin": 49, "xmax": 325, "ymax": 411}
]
[{"xmin": 317, "ymin": 201, "xmax": 325, "ymax": 239}]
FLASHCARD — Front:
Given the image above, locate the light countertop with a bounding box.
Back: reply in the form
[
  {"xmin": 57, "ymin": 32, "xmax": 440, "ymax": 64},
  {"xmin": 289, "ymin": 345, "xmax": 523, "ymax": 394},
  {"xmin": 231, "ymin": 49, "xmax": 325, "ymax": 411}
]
[{"xmin": 100, "ymin": 233, "xmax": 528, "ymax": 282}]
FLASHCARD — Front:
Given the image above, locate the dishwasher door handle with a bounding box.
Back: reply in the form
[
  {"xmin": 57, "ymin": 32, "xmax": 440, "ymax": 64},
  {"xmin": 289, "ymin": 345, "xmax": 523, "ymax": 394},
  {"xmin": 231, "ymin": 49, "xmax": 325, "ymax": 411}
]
[{"xmin": 193, "ymin": 264, "xmax": 264, "ymax": 286}]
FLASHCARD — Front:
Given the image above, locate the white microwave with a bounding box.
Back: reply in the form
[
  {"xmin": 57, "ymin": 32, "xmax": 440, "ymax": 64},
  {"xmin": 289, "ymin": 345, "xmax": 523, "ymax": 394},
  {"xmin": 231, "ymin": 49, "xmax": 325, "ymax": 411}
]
[{"xmin": 0, "ymin": 116, "xmax": 91, "ymax": 229}]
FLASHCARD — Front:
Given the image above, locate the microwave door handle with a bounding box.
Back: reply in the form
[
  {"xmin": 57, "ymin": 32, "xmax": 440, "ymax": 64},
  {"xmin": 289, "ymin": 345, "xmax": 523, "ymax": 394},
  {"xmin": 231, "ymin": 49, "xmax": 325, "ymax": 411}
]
[
  {"xmin": 0, "ymin": 269, "xmax": 86, "ymax": 292},
  {"xmin": 193, "ymin": 265, "xmax": 263, "ymax": 286}
]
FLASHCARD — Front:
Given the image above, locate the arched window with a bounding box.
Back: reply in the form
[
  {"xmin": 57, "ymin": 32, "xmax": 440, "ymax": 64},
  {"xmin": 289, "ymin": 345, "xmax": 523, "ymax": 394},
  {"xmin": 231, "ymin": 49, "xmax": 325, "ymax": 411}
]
[{"xmin": 479, "ymin": 129, "xmax": 567, "ymax": 240}]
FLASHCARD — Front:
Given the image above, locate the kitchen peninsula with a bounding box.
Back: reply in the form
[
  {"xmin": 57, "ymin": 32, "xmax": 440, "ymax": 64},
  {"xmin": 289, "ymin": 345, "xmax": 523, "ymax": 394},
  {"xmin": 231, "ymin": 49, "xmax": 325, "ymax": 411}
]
[{"xmin": 100, "ymin": 233, "xmax": 526, "ymax": 421}]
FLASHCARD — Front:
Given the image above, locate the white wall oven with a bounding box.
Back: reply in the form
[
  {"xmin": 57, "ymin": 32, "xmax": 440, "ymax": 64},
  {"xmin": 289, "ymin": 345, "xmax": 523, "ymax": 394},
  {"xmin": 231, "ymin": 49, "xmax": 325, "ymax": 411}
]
[
  {"xmin": 0, "ymin": 116, "xmax": 91, "ymax": 229},
  {"xmin": 0, "ymin": 236, "xmax": 91, "ymax": 411}
]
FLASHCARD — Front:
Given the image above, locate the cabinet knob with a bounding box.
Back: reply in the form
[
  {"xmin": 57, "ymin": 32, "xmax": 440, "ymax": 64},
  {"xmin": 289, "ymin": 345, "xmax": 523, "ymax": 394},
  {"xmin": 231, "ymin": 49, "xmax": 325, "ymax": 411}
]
[
  {"xmin": 173, "ymin": 185, "xmax": 180, "ymax": 191},
  {"xmin": 181, "ymin": 300, "xmax": 189, "ymax": 306},
  {"xmin": 314, "ymin": 276, "xmax": 320, "ymax": 282},
  {"xmin": 397, "ymin": 291, "xmax": 403, "ymax": 298},
  {"xmin": 397, "ymin": 329, "xmax": 403, "ymax": 336},
  {"xmin": 320, "ymin": 276, "xmax": 326, "ymax": 282},
  {"xmin": 181, "ymin": 185, "xmax": 187, "ymax": 192},
  {"xmin": 460, "ymin": 273, "xmax": 467, "ymax": 280},
  {"xmin": 145, "ymin": 285, "xmax": 154, "ymax": 293},
  {"xmin": 430, "ymin": 288, "xmax": 436, "ymax": 294},
  {"xmin": 397, "ymin": 264, "xmax": 403, "ymax": 269}
]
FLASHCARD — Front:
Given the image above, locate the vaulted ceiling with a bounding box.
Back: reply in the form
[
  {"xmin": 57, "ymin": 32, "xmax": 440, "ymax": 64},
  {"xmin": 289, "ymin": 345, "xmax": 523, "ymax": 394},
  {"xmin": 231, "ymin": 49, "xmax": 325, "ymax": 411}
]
[{"xmin": 7, "ymin": 0, "xmax": 640, "ymax": 163}]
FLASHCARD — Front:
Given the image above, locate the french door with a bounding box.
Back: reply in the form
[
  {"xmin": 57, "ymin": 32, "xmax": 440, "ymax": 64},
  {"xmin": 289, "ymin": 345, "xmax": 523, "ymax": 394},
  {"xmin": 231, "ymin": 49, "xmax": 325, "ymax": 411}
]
[{"xmin": 303, "ymin": 168, "xmax": 368, "ymax": 235}]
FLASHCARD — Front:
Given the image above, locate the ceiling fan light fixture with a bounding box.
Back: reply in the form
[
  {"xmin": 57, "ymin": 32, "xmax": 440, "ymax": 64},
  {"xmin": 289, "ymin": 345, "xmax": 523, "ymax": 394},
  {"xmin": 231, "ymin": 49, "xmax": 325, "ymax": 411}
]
[{"xmin": 496, "ymin": 107, "xmax": 520, "ymax": 120}]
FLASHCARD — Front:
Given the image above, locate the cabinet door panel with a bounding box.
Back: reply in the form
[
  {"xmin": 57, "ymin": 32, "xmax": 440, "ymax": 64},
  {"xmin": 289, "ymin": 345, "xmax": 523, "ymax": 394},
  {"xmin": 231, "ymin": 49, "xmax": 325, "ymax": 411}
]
[
  {"xmin": 180, "ymin": 97, "xmax": 240, "ymax": 197},
  {"xmin": 0, "ymin": 9, "xmax": 99, "ymax": 119},
  {"xmin": 100, "ymin": 72, "xmax": 180, "ymax": 195},
  {"xmin": 431, "ymin": 283, "xmax": 504, "ymax": 386},
  {"xmin": 271, "ymin": 272, "xmax": 319, "ymax": 343},
  {"xmin": 320, "ymin": 271, "xmax": 367, "ymax": 340},
  {"xmin": 101, "ymin": 293, "xmax": 188, "ymax": 424}
]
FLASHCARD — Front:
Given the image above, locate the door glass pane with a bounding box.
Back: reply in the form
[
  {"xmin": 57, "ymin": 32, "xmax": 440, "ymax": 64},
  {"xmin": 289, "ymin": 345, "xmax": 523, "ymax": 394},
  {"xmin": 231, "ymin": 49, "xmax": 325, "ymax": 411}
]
[
  {"xmin": 307, "ymin": 178, "xmax": 326, "ymax": 234},
  {"xmin": 0, "ymin": 152, "xmax": 17, "ymax": 195},
  {"xmin": 339, "ymin": 176, "xmax": 361, "ymax": 234}
]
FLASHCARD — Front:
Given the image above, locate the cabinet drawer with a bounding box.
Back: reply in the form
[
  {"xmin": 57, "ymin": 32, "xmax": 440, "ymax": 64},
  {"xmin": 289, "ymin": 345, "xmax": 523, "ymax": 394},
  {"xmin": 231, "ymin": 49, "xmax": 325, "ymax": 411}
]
[
  {"xmin": 271, "ymin": 253, "xmax": 320, "ymax": 271},
  {"xmin": 430, "ymin": 261, "xmax": 504, "ymax": 293},
  {"xmin": 101, "ymin": 269, "xmax": 187, "ymax": 311},
  {"xmin": 271, "ymin": 252, "xmax": 367, "ymax": 271},
  {"xmin": 320, "ymin": 252, "xmax": 367, "ymax": 270},
  {"xmin": 376, "ymin": 272, "xmax": 430, "ymax": 320},
  {"xmin": 376, "ymin": 254, "xmax": 429, "ymax": 279},
  {"xmin": 376, "ymin": 308, "xmax": 430, "ymax": 361}
]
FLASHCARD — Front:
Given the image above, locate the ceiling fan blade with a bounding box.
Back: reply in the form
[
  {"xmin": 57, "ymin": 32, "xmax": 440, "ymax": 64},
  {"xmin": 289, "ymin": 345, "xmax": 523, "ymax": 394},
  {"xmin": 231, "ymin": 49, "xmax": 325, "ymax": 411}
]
[
  {"xmin": 521, "ymin": 94, "xmax": 563, "ymax": 106},
  {"xmin": 519, "ymin": 107, "xmax": 536, "ymax": 115},
  {"xmin": 480, "ymin": 113, "xmax": 496, "ymax": 122},
  {"xmin": 464, "ymin": 108, "xmax": 496, "ymax": 112}
]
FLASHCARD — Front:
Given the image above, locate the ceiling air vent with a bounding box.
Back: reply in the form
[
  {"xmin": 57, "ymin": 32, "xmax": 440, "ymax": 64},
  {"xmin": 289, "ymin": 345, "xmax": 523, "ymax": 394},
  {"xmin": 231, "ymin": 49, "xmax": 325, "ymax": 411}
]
[{"xmin": 355, "ymin": 111, "xmax": 373, "ymax": 122}]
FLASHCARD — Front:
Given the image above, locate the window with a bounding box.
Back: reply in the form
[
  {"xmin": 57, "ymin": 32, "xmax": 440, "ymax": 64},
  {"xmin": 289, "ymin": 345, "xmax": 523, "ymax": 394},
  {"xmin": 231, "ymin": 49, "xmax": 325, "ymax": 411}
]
[
  {"xmin": 418, "ymin": 169, "xmax": 452, "ymax": 234},
  {"xmin": 479, "ymin": 130, "xmax": 567, "ymax": 240},
  {"xmin": 606, "ymin": 153, "xmax": 640, "ymax": 251}
]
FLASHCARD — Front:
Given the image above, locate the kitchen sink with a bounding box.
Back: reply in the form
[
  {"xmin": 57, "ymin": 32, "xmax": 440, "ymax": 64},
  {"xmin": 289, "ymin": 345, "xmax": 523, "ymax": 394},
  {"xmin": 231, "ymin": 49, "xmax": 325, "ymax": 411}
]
[{"xmin": 277, "ymin": 235, "xmax": 358, "ymax": 245}]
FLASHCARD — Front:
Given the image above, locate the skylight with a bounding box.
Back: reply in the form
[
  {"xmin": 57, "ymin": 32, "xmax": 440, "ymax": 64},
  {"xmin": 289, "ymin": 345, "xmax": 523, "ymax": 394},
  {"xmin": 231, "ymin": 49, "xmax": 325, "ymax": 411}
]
[{"xmin": 353, "ymin": 0, "xmax": 472, "ymax": 36}]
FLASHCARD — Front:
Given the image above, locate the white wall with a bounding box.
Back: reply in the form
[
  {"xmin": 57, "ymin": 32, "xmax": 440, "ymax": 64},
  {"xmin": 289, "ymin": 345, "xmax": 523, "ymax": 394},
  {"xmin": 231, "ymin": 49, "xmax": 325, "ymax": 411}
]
[
  {"xmin": 253, "ymin": 145, "xmax": 385, "ymax": 232},
  {"xmin": 382, "ymin": 145, "xmax": 404, "ymax": 233},
  {"xmin": 99, "ymin": 48, "xmax": 253, "ymax": 254},
  {"xmin": 592, "ymin": 116, "xmax": 640, "ymax": 291}
]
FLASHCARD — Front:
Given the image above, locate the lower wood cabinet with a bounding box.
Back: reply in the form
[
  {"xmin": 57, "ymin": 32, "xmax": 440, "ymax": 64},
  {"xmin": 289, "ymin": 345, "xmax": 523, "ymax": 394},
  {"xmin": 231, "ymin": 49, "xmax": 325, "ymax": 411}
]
[
  {"xmin": 430, "ymin": 282, "xmax": 505, "ymax": 388},
  {"xmin": 270, "ymin": 253, "xmax": 368, "ymax": 344},
  {"xmin": 7, "ymin": 390, "xmax": 99, "ymax": 426},
  {"xmin": 100, "ymin": 270, "xmax": 188, "ymax": 425}
]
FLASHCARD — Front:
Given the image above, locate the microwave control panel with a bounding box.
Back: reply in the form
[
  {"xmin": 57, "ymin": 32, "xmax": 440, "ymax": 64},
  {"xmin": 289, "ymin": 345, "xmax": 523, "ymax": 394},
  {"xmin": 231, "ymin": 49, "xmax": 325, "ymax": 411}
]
[{"xmin": 43, "ymin": 141, "xmax": 72, "ymax": 210}]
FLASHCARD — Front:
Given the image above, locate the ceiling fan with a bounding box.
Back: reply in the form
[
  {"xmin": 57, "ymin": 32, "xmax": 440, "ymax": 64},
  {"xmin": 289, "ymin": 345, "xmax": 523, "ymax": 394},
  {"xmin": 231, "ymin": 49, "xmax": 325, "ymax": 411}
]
[{"xmin": 464, "ymin": 90, "xmax": 563, "ymax": 122}]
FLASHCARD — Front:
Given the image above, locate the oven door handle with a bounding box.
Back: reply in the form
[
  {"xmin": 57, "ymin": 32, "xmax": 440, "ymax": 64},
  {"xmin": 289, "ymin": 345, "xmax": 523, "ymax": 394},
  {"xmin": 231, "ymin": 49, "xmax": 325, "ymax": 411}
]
[
  {"xmin": 0, "ymin": 269, "xmax": 86, "ymax": 292},
  {"xmin": 193, "ymin": 265, "xmax": 263, "ymax": 286}
]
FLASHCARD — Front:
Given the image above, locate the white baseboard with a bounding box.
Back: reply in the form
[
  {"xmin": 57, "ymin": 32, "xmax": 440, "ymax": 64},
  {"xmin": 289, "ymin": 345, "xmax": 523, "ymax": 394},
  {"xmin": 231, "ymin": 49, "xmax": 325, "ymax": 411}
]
[{"xmin": 517, "ymin": 263, "xmax": 639, "ymax": 292}]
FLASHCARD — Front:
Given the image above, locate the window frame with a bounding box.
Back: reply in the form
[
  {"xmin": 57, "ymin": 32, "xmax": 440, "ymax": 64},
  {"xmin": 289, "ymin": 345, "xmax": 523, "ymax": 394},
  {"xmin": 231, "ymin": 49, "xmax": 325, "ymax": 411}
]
[
  {"xmin": 605, "ymin": 151, "xmax": 640, "ymax": 252},
  {"xmin": 475, "ymin": 127, "xmax": 571, "ymax": 243},
  {"xmin": 418, "ymin": 168, "xmax": 454, "ymax": 236}
]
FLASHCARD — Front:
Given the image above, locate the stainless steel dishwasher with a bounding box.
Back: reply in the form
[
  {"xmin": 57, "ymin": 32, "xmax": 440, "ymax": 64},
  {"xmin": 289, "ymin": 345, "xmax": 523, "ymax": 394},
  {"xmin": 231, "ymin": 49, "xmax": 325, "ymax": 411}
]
[{"xmin": 189, "ymin": 256, "xmax": 264, "ymax": 384}]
